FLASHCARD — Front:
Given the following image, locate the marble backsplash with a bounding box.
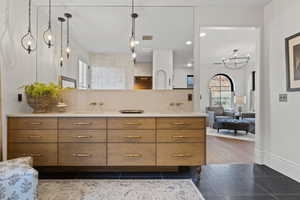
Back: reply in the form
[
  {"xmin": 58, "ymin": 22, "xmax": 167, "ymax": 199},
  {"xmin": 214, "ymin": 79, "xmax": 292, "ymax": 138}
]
[{"xmin": 61, "ymin": 90, "xmax": 194, "ymax": 113}]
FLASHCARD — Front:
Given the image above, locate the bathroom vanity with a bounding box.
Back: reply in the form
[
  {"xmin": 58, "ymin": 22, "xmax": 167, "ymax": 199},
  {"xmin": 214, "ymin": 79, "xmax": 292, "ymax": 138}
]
[{"xmin": 7, "ymin": 113, "xmax": 206, "ymax": 171}]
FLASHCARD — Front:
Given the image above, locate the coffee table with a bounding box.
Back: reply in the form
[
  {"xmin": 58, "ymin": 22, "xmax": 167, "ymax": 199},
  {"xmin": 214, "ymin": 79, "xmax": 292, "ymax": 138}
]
[{"xmin": 218, "ymin": 119, "xmax": 250, "ymax": 135}]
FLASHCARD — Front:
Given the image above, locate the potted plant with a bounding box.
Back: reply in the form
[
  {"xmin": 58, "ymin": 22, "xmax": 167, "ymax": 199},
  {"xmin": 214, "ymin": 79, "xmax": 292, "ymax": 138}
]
[{"xmin": 24, "ymin": 82, "xmax": 62, "ymax": 113}]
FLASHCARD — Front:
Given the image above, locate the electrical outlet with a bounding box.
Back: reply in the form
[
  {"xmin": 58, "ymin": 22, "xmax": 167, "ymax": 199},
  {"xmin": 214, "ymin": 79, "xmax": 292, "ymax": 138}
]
[{"xmin": 279, "ymin": 94, "xmax": 288, "ymax": 102}]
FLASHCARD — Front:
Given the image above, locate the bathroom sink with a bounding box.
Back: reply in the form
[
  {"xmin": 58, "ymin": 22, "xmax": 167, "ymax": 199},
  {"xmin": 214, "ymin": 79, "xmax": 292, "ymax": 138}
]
[{"xmin": 119, "ymin": 110, "xmax": 144, "ymax": 114}]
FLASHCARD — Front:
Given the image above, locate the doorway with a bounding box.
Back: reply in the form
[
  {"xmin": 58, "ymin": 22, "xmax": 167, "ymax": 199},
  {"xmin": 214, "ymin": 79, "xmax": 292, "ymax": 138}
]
[{"xmin": 199, "ymin": 26, "xmax": 260, "ymax": 164}]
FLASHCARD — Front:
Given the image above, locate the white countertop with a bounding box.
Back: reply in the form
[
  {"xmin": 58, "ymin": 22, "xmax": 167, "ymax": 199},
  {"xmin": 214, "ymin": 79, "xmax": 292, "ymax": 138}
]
[{"xmin": 7, "ymin": 112, "xmax": 207, "ymax": 118}]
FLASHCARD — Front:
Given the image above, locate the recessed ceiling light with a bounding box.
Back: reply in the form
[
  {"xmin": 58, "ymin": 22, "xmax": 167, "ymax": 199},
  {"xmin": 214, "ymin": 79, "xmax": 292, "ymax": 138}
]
[
  {"xmin": 185, "ymin": 41, "xmax": 193, "ymax": 45},
  {"xmin": 187, "ymin": 62, "xmax": 193, "ymax": 67},
  {"xmin": 200, "ymin": 32, "xmax": 207, "ymax": 37}
]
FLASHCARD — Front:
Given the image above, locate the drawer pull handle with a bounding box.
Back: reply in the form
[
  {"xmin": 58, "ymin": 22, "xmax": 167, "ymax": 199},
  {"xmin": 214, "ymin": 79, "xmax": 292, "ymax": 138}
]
[
  {"xmin": 74, "ymin": 136, "xmax": 92, "ymax": 139},
  {"xmin": 172, "ymin": 136, "xmax": 189, "ymax": 139},
  {"xmin": 172, "ymin": 153, "xmax": 192, "ymax": 158},
  {"xmin": 125, "ymin": 136, "xmax": 142, "ymax": 139},
  {"xmin": 172, "ymin": 122, "xmax": 188, "ymax": 126},
  {"xmin": 22, "ymin": 153, "xmax": 42, "ymax": 157},
  {"xmin": 31, "ymin": 122, "xmax": 42, "ymax": 125},
  {"xmin": 28, "ymin": 136, "xmax": 42, "ymax": 139},
  {"xmin": 72, "ymin": 153, "xmax": 91, "ymax": 158},
  {"xmin": 72, "ymin": 122, "xmax": 92, "ymax": 126},
  {"xmin": 125, "ymin": 154, "xmax": 142, "ymax": 158},
  {"xmin": 125, "ymin": 123, "xmax": 141, "ymax": 126}
]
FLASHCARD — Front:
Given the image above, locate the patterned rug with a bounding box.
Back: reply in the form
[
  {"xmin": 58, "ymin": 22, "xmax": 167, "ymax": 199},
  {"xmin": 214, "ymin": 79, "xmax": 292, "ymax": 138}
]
[{"xmin": 38, "ymin": 179, "xmax": 205, "ymax": 200}]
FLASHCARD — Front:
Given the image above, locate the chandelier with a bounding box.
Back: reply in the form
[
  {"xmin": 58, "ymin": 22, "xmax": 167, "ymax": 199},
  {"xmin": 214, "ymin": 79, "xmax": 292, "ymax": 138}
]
[
  {"xmin": 129, "ymin": 0, "xmax": 139, "ymax": 64},
  {"xmin": 222, "ymin": 49, "xmax": 250, "ymax": 69}
]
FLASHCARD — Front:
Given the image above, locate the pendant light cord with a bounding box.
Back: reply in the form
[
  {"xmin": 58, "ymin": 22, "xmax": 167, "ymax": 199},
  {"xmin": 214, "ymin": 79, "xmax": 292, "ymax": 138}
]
[
  {"xmin": 60, "ymin": 21, "xmax": 63, "ymax": 58},
  {"xmin": 28, "ymin": 0, "xmax": 32, "ymax": 33},
  {"xmin": 67, "ymin": 18, "xmax": 69, "ymax": 46},
  {"xmin": 48, "ymin": 0, "xmax": 51, "ymax": 28}
]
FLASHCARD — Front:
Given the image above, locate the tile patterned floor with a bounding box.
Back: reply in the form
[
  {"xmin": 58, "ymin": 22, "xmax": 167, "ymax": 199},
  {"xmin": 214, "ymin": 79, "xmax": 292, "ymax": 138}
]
[{"xmin": 39, "ymin": 164, "xmax": 300, "ymax": 200}]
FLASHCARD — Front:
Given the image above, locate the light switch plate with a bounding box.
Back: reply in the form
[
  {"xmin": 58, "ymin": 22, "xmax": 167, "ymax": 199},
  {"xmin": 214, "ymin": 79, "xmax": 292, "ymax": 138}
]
[{"xmin": 279, "ymin": 94, "xmax": 288, "ymax": 102}]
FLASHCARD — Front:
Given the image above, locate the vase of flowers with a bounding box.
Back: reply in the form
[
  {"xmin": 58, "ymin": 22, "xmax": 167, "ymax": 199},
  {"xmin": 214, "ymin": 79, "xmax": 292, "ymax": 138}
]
[{"xmin": 24, "ymin": 82, "xmax": 62, "ymax": 113}]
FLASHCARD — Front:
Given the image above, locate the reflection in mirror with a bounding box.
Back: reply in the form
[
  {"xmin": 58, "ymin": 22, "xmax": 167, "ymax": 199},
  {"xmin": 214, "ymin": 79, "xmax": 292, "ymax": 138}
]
[{"xmin": 36, "ymin": 6, "xmax": 194, "ymax": 90}]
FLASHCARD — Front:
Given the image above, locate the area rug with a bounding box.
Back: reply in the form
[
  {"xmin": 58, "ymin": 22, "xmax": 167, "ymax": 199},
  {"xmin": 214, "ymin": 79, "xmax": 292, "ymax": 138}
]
[
  {"xmin": 38, "ymin": 179, "xmax": 205, "ymax": 200},
  {"xmin": 207, "ymin": 127, "xmax": 255, "ymax": 142}
]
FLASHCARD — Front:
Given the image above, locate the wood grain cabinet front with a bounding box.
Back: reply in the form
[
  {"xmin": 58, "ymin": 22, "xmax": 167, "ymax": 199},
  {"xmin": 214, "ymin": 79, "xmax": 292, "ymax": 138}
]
[
  {"xmin": 59, "ymin": 143, "xmax": 106, "ymax": 166},
  {"xmin": 59, "ymin": 118, "xmax": 107, "ymax": 130},
  {"xmin": 8, "ymin": 130, "xmax": 58, "ymax": 143},
  {"xmin": 108, "ymin": 130, "xmax": 155, "ymax": 143},
  {"xmin": 157, "ymin": 130, "xmax": 205, "ymax": 143},
  {"xmin": 157, "ymin": 118, "xmax": 205, "ymax": 130},
  {"xmin": 108, "ymin": 118, "xmax": 155, "ymax": 130},
  {"xmin": 59, "ymin": 130, "xmax": 106, "ymax": 143},
  {"xmin": 157, "ymin": 143, "xmax": 205, "ymax": 166},
  {"xmin": 8, "ymin": 143, "xmax": 58, "ymax": 166},
  {"xmin": 108, "ymin": 144, "xmax": 156, "ymax": 166},
  {"xmin": 8, "ymin": 118, "xmax": 57, "ymax": 130}
]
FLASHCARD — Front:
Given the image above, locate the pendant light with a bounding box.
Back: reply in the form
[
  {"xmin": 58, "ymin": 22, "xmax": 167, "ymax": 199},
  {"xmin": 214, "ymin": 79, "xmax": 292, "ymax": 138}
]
[
  {"xmin": 21, "ymin": 0, "xmax": 36, "ymax": 54},
  {"xmin": 43, "ymin": 0, "xmax": 54, "ymax": 48},
  {"xmin": 64, "ymin": 13, "xmax": 72, "ymax": 59},
  {"xmin": 58, "ymin": 17, "xmax": 66, "ymax": 67},
  {"xmin": 130, "ymin": 0, "xmax": 138, "ymax": 63}
]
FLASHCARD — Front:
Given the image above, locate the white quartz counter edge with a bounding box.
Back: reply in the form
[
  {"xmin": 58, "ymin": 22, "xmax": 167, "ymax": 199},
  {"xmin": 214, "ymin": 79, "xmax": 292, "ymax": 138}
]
[{"xmin": 7, "ymin": 112, "xmax": 207, "ymax": 118}]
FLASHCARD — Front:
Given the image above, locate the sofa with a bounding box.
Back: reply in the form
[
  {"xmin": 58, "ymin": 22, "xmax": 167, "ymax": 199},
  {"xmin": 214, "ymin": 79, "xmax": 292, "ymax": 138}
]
[
  {"xmin": 0, "ymin": 157, "xmax": 38, "ymax": 200},
  {"xmin": 207, "ymin": 106, "xmax": 234, "ymax": 129}
]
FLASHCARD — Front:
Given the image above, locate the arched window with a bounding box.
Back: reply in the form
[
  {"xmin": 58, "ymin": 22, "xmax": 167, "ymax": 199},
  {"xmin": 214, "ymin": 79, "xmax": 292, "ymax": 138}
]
[{"xmin": 209, "ymin": 74, "xmax": 234, "ymax": 110}]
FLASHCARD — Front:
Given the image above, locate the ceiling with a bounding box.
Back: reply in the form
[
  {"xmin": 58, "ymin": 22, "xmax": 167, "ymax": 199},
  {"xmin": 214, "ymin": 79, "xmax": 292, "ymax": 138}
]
[
  {"xmin": 39, "ymin": 6, "xmax": 194, "ymax": 63},
  {"xmin": 33, "ymin": 0, "xmax": 271, "ymax": 7},
  {"xmin": 200, "ymin": 27, "xmax": 257, "ymax": 66}
]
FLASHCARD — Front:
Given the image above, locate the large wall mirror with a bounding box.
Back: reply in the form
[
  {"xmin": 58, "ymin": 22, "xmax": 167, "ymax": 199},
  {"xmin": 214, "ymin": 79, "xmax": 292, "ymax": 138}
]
[{"xmin": 36, "ymin": 6, "xmax": 194, "ymax": 90}]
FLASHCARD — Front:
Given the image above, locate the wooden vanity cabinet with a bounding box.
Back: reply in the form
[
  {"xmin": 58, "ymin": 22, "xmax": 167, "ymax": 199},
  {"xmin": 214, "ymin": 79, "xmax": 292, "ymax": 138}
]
[
  {"xmin": 8, "ymin": 118, "xmax": 58, "ymax": 166},
  {"xmin": 8, "ymin": 116, "xmax": 206, "ymax": 168}
]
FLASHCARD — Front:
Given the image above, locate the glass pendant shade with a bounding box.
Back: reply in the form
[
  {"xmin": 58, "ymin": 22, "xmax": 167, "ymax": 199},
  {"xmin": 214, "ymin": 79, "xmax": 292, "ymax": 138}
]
[
  {"xmin": 21, "ymin": 32, "xmax": 36, "ymax": 54},
  {"xmin": 58, "ymin": 17, "xmax": 66, "ymax": 67},
  {"xmin": 66, "ymin": 47, "xmax": 71, "ymax": 59},
  {"xmin": 21, "ymin": 0, "xmax": 36, "ymax": 54},
  {"xmin": 129, "ymin": 36, "xmax": 136, "ymax": 49},
  {"xmin": 64, "ymin": 13, "xmax": 72, "ymax": 59},
  {"xmin": 43, "ymin": 0, "xmax": 54, "ymax": 48},
  {"xmin": 43, "ymin": 28, "xmax": 54, "ymax": 48}
]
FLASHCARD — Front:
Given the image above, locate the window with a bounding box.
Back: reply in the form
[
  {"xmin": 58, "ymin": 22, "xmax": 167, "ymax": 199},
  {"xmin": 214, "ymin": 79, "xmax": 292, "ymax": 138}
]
[
  {"xmin": 78, "ymin": 60, "xmax": 89, "ymax": 89},
  {"xmin": 187, "ymin": 75, "xmax": 194, "ymax": 89},
  {"xmin": 209, "ymin": 74, "xmax": 234, "ymax": 110}
]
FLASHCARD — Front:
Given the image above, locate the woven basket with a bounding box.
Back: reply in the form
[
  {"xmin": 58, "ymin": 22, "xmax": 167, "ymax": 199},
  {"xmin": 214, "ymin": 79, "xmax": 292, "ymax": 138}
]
[{"xmin": 26, "ymin": 95, "xmax": 56, "ymax": 113}]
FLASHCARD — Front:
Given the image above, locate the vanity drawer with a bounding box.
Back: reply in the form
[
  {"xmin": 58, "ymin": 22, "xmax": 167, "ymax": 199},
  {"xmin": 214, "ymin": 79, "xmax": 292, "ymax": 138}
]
[
  {"xmin": 157, "ymin": 130, "xmax": 205, "ymax": 143},
  {"xmin": 157, "ymin": 143, "xmax": 205, "ymax": 166},
  {"xmin": 59, "ymin": 130, "xmax": 106, "ymax": 143},
  {"xmin": 8, "ymin": 130, "xmax": 57, "ymax": 143},
  {"xmin": 59, "ymin": 118, "xmax": 107, "ymax": 130},
  {"xmin": 108, "ymin": 130, "xmax": 155, "ymax": 143},
  {"xmin": 59, "ymin": 143, "xmax": 106, "ymax": 166},
  {"xmin": 8, "ymin": 143, "xmax": 57, "ymax": 166},
  {"xmin": 108, "ymin": 144, "xmax": 156, "ymax": 166},
  {"xmin": 108, "ymin": 118, "xmax": 155, "ymax": 130},
  {"xmin": 156, "ymin": 118, "xmax": 205, "ymax": 130},
  {"xmin": 8, "ymin": 117, "xmax": 58, "ymax": 130}
]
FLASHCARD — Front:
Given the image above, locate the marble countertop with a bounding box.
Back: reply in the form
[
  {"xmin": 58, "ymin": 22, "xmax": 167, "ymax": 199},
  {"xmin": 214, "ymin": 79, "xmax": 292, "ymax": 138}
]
[{"xmin": 7, "ymin": 112, "xmax": 207, "ymax": 118}]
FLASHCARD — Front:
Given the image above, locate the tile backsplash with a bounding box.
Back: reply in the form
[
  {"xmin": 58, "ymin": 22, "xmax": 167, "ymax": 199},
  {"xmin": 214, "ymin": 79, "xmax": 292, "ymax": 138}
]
[{"xmin": 62, "ymin": 90, "xmax": 193, "ymax": 113}]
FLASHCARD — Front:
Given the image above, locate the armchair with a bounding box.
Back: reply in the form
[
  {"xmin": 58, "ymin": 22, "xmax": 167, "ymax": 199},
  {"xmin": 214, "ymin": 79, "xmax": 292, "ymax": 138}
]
[
  {"xmin": 0, "ymin": 157, "xmax": 38, "ymax": 200},
  {"xmin": 206, "ymin": 106, "xmax": 234, "ymax": 129}
]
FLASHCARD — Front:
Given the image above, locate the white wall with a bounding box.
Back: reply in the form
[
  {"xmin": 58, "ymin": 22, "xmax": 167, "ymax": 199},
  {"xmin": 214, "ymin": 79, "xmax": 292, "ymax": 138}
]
[
  {"xmin": 173, "ymin": 67, "xmax": 194, "ymax": 89},
  {"xmin": 263, "ymin": 0, "xmax": 300, "ymax": 182},
  {"xmin": 134, "ymin": 62, "xmax": 152, "ymax": 77}
]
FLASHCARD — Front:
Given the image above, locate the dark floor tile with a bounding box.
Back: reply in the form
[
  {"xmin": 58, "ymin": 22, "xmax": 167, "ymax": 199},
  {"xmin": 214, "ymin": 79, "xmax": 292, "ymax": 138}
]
[
  {"xmin": 274, "ymin": 195, "xmax": 300, "ymax": 200},
  {"xmin": 224, "ymin": 194, "xmax": 277, "ymax": 200},
  {"xmin": 204, "ymin": 196, "xmax": 227, "ymax": 200},
  {"xmin": 78, "ymin": 172, "xmax": 121, "ymax": 179},
  {"xmin": 208, "ymin": 176, "xmax": 270, "ymax": 196},
  {"xmin": 252, "ymin": 165, "xmax": 286, "ymax": 178},
  {"xmin": 162, "ymin": 168, "xmax": 193, "ymax": 179},
  {"xmin": 120, "ymin": 172, "xmax": 162, "ymax": 179},
  {"xmin": 39, "ymin": 172, "xmax": 79, "ymax": 179},
  {"xmin": 255, "ymin": 177, "xmax": 300, "ymax": 195}
]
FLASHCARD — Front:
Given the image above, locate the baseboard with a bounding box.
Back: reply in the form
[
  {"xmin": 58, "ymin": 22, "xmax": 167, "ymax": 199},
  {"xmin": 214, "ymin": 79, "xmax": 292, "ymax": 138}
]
[{"xmin": 263, "ymin": 152, "xmax": 300, "ymax": 182}]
